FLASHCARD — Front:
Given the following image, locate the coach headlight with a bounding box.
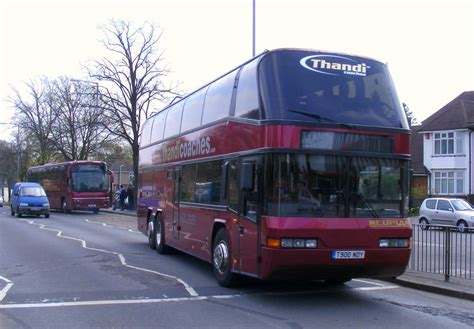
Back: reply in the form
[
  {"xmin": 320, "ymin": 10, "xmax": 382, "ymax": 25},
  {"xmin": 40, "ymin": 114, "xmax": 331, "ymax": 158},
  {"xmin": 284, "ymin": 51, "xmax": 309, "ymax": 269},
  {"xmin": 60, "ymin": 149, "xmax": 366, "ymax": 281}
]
[
  {"xmin": 269, "ymin": 238, "xmax": 318, "ymax": 249},
  {"xmin": 43, "ymin": 203, "xmax": 50, "ymax": 207},
  {"xmin": 379, "ymin": 238, "xmax": 409, "ymax": 248},
  {"xmin": 20, "ymin": 202, "xmax": 28, "ymax": 207}
]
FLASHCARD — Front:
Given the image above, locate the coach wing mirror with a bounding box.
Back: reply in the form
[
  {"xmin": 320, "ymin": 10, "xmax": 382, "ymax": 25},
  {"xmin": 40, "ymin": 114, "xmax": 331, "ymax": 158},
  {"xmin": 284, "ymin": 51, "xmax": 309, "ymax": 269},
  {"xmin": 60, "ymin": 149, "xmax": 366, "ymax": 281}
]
[
  {"xmin": 241, "ymin": 163, "xmax": 255, "ymax": 191},
  {"xmin": 107, "ymin": 170, "xmax": 114, "ymax": 183}
]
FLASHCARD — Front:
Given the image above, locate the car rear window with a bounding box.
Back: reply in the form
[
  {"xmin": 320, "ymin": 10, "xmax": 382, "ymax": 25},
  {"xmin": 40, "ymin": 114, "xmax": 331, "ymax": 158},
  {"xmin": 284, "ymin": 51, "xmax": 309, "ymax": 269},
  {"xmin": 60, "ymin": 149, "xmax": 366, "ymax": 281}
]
[{"xmin": 425, "ymin": 199, "xmax": 437, "ymax": 209}]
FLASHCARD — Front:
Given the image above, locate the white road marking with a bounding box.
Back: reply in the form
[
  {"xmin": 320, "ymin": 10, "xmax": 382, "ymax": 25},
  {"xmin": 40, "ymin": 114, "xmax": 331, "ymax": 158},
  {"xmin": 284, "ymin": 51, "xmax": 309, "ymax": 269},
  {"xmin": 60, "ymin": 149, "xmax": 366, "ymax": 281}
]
[
  {"xmin": 354, "ymin": 286, "xmax": 399, "ymax": 291},
  {"xmin": 0, "ymin": 283, "xmax": 400, "ymax": 309},
  {"xmin": 352, "ymin": 279, "xmax": 386, "ymax": 286},
  {"xmin": 14, "ymin": 218, "xmax": 199, "ymax": 297},
  {"xmin": 84, "ymin": 219, "xmax": 140, "ymax": 233},
  {"xmin": 0, "ymin": 296, "xmax": 207, "ymax": 309},
  {"xmin": 0, "ymin": 276, "xmax": 14, "ymax": 302}
]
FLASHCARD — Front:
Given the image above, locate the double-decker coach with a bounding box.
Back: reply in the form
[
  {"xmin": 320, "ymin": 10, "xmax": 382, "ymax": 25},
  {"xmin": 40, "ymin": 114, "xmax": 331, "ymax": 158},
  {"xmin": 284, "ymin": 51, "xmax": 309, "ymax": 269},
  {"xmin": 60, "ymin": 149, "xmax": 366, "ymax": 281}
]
[{"xmin": 137, "ymin": 48, "xmax": 412, "ymax": 286}]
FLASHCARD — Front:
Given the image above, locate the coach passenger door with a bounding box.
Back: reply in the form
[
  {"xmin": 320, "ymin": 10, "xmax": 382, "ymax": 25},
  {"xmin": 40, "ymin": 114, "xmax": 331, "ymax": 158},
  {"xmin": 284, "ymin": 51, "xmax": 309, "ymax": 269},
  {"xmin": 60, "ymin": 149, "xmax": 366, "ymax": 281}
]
[
  {"xmin": 171, "ymin": 168, "xmax": 180, "ymax": 240},
  {"xmin": 236, "ymin": 157, "xmax": 260, "ymax": 276}
]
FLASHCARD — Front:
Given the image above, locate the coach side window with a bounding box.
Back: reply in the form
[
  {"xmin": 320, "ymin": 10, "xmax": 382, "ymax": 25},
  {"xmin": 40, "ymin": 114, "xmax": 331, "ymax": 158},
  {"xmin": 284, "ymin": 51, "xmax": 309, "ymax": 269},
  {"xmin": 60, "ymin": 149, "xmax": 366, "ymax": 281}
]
[
  {"xmin": 164, "ymin": 103, "xmax": 184, "ymax": 139},
  {"xmin": 202, "ymin": 70, "xmax": 238, "ymax": 125},
  {"xmin": 150, "ymin": 110, "xmax": 166, "ymax": 143},
  {"xmin": 181, "ymin": 87, "xmax": 207, "ymax": 133},
  {"xmin": 234, "ymin": 60, "xmax": 260, "ymax": 119},
  {"xmin": 180, "ymin": 164, "xmax": 197, "ymax": 202},
  {"xmin": 194, "ymin": 160, "xmax": 223, "ymax": 204}
]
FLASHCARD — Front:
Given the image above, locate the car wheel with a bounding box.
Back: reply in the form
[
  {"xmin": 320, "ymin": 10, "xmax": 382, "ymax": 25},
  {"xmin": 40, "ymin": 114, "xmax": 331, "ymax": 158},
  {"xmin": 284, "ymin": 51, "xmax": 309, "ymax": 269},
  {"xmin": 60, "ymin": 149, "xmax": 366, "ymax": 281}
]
[
  {"xmin": 154, "ymin": 214, "xmax": 170, "ymax": 254},
  {"xmin": 419, "ymin": 218, "xmax": 429, "ymax": 230},
  {"xmin": 45, "ymin": 214, "xmax": 50, "ymax": 218},
  {"xmin": 10, "ymin": 207, "xmax": 15, "ymax": 216},
  {"xmin": 213, "ymin": 228, "xmax": 239, "ymax": 287},
  {"xmin": 16, "ymin": 208, "xmax": 22, "ymax": 218},
  {"xmin": 457, "ymin": 220, "xmax": 467, "ymax": 233}
]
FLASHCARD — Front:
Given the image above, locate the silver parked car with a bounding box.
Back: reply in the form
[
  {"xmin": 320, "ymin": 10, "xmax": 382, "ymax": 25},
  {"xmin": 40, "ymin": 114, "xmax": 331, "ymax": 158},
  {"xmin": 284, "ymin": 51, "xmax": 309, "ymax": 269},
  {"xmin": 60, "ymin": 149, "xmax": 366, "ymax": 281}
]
[{"xmin": 419, "ymin": 198, "xmax": 474, "ymax": 232}]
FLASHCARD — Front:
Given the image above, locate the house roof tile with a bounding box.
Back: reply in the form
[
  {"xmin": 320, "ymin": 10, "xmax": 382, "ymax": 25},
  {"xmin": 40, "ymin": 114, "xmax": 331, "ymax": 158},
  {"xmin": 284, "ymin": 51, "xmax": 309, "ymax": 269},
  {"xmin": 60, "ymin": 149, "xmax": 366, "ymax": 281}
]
[{"xmin": 418, "ymin": 91, "xmax": 474, "ymax": 131}]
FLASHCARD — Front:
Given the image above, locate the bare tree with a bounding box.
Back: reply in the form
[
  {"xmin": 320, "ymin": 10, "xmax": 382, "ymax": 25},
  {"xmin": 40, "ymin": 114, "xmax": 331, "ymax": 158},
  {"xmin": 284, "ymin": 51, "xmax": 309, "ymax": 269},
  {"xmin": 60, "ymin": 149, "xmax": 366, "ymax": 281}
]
[
  {"xmin": 403, "ymin": 103, "xmax": 418, "ymax": 128},
  {"xmin": 87, "ymin": 19, "xmax": 179, "ymax": 204},
  {"xmin": 9, "ymin": 78, "xmax": 57, "ymax": 165},
  {"xmin": 48, "ymin": 77, "xmax": 115, "ymax": 160}
]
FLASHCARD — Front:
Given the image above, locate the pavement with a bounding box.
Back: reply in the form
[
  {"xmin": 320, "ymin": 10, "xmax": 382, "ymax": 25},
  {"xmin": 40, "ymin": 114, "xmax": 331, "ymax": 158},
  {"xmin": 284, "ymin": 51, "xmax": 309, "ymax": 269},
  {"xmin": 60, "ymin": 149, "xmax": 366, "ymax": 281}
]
[{"xmin": 100, "ymin": 208, "xmax": 474, "ymax": 301}]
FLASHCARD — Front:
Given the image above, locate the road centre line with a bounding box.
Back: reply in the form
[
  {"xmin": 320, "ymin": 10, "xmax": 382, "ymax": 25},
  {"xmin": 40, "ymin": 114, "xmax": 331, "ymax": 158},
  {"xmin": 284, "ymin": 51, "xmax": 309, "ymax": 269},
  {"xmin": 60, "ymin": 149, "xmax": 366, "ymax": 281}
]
[
  {"xmin": 0, "ymin": 276, "xmax": 14, "ymax": 302},
  {"xmin": 14, "ymin": 218, "xmax": 198, "ymax": 297}
]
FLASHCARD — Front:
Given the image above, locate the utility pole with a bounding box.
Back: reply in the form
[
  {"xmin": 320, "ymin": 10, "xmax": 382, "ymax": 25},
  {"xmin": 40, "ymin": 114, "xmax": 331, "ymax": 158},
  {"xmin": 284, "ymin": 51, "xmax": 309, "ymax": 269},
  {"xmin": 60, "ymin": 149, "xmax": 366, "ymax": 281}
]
[{"xmin": 252, "ymin": 0, "xmax": 256, "ymax": 57}]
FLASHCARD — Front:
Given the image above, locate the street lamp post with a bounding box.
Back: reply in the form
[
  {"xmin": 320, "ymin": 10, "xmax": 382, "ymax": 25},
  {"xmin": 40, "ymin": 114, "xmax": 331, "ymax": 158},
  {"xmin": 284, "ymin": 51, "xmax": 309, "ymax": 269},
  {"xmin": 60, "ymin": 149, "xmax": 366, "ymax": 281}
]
[
  {"xmin": 252, "ymin": 0, "xmax": 256, "ymax": 57},
  {"xmin": 118, "ymin": 164, "xmax": 124, "ymax": 189}
]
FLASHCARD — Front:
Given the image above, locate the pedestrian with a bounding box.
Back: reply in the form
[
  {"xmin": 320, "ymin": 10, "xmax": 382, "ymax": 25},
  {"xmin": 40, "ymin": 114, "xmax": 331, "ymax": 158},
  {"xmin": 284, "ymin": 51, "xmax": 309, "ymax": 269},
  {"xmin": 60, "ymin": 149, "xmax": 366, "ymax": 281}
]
[
  {"xmin": 119, "ymin": 185, "xmax": 127, "ymax": 211},
  {"xmin": 127, "ymin": 184, "xmax": 134, "ymax": 210}
]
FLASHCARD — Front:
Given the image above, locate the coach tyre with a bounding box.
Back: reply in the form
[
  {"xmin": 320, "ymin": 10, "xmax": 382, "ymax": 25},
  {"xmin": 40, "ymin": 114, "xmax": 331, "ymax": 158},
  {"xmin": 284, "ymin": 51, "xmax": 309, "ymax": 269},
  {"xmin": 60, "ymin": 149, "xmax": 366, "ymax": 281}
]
[
  {"xmin": 61, "ymin": 198, "xmax": 68, "ymax": 213},
  {"xmin": 213, "ymin": 228, "xmax": 238, "ymax": 287},
  {"xmin": 154, "ymin": 214, "xmax": 170, "ymax": 254},
  {"xmin": 148, "ymin": 216, "xmax": 156, "ymax": 249}
]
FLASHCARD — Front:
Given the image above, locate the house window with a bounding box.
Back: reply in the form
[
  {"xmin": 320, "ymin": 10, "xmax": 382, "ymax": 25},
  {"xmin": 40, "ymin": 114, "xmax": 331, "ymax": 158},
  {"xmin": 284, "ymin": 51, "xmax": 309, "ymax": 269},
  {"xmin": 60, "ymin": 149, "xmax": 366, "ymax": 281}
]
[
  {"xmin": 433, "ymin": 132, "xmax": 463, "ymax": 155},
  {"xmin": 434, "ymin": 171, "xmax": 464, "ymax": 194}
]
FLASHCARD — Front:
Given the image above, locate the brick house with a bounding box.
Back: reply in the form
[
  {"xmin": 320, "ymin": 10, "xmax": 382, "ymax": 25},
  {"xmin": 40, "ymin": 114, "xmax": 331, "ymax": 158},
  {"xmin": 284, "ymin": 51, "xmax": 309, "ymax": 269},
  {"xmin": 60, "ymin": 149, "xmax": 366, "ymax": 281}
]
[
  {"xmin": 410, "ymin": 125, "xmax": 429, "ymax": 207},
  {"xmin": 417, "ymin": 91, "xmax": 474, "ymax": 202}
]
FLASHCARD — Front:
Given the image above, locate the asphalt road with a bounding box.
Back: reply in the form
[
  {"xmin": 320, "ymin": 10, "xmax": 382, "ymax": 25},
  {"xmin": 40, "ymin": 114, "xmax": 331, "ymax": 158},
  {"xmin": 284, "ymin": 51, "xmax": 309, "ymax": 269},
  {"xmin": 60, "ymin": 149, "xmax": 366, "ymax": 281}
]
[{"xmin": 1, "ymin": 209, "xmax": 474, "ymax": 328}]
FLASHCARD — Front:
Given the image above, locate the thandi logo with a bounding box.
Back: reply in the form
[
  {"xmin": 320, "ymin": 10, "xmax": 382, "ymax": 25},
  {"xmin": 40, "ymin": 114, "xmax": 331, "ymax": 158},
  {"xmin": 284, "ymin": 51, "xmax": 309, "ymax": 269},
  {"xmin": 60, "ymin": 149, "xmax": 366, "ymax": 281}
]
[{"xmin": 300, "ymin": 54, "xmax": 369, "ymax": 76}]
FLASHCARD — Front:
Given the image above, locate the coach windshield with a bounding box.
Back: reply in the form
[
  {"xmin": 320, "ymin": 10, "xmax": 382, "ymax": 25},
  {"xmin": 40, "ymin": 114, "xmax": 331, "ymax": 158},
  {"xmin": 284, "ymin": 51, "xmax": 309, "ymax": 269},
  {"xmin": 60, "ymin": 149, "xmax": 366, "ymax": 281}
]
[
  {"xmin": 258, "ymin": 50, "xmax": 409, "ymax": 129},
  {"xmin": 264, "ymin": 153, "xmax": 408, "ymax": 218},
  {"xmin": 72, "ymin": 163, "xmax": 110, "ymax": 192}
]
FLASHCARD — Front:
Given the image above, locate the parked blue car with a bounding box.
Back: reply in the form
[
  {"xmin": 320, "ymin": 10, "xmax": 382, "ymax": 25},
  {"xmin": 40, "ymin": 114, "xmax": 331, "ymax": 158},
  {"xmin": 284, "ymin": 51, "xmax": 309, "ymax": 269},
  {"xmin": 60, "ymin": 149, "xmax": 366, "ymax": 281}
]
[{"xmin": 11, "ymin": 182, "xmax": 50, "ymax": 218}]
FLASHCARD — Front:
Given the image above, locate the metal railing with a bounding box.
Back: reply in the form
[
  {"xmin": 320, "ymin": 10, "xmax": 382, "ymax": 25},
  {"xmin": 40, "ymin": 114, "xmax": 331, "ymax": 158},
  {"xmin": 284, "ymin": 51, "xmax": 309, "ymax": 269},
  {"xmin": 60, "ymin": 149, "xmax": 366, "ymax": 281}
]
[{"xmin": 409, "ymin": 224, "xmax": 474, "ymax": 281}]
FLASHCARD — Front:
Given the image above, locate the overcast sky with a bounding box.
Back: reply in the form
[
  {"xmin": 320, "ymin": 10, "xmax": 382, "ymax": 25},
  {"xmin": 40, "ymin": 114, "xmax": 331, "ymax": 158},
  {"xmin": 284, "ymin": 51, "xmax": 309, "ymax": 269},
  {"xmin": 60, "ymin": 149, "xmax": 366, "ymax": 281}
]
[{"xmin": 0, "ymin": 0, "xmax": 472, "ymax": 139}]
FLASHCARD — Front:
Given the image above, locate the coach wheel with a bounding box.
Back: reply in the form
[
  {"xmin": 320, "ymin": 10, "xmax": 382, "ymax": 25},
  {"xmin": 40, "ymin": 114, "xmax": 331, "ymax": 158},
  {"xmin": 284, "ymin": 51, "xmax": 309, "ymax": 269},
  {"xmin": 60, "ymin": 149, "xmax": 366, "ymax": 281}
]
[
  {"xmin": 154, "ymin": 214, "xmax": 170, "ymax": 254},
  {"xmin": 45, "ymin": 213, "xmax": 50, "ymax": 218},
  {"xmin": 148, "ymin": 217, "xmax": 156, "ymax": 250},
  {"xmin": 16, "ymin": 208, "xmax": 22, "ymax": 218},
  {"xmin": 212, "ymin": 228, "xmax": 238, "ymax": 287},
  {"xmin": 61, "ymin": 199, "xmax": 69, "ymax": 213},
  {"xmin": 325, "ymin": 278, "xmax": 352, "ymax": 285},
  {"xmin": 11, "ymin": 207, "xmax": 15, "ymax": 216}
]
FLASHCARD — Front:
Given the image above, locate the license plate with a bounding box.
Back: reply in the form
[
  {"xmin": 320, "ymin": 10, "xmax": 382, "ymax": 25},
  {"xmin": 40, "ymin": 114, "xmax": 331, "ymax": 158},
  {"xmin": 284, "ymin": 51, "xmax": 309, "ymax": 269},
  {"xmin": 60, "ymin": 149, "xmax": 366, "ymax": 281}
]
[
  {"xmin": 332, "ymin": 250, "xmax": 365, "ymax": 259},
  {"xmin": 88, "ymin": 204, "xmax": 97, "ymax": 208}
]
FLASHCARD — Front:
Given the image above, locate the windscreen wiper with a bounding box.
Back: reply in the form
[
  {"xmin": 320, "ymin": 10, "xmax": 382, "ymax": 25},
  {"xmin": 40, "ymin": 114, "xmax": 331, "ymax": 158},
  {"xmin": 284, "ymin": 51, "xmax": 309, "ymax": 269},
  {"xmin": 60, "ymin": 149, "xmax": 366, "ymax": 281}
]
[
  {"xmin": 354, "ymin": 193, "xmax": 379, "ymax": 218},
  {"xmin": 288, "ymin": 109, "xmax": 354, "ymax": 129}
]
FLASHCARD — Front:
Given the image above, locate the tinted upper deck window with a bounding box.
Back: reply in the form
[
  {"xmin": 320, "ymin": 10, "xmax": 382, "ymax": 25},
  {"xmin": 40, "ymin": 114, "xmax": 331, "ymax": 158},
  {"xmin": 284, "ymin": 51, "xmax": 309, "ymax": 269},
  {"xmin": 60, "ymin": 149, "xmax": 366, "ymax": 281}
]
[
  {"xmin": 164, "ymin": 103, "xmax": 184, "ymax": 139},
  {"xmin": 181, "ymin": 88, "xmax": 207, "ymax": 132},
  {"xmin": 202, "ymin": 70, "xmax": 238, "ymax": 125},
  {"xmin": 258, "ymin": 50, "xmax": 408, "ymax": 129},
  {"xmin": 151, "ymin": 110, "xmax": 166, "ymax": 143},
  {"xmin": 140, "ymin": 117, "xmax": 154, "ymax": 147},
  {"xmin": 234, "ymin": 59, "xmax": 260, "ymax": 119}
]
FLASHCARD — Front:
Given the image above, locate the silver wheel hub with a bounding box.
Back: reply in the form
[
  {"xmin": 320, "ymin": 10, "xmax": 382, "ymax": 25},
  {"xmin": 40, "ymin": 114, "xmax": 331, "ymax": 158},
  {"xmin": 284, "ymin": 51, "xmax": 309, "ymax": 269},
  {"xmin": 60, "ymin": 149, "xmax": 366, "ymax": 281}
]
[
  {"xmin": 148, "ymin": 221, "xmax": 154, "ymax": 239},
  {"xmin": 213, "ymin": 241, "xmax": 229, "ymax": 275},
  {"xmin": 155, "ymin": 221, "xmax": 162, "ymax": 246}
]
